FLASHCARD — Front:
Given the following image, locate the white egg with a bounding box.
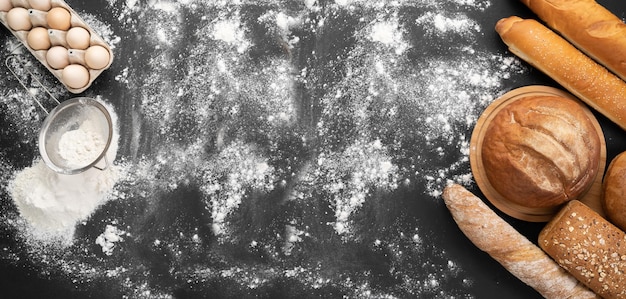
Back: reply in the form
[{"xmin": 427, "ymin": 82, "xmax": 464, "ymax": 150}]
[
  {"xmin": 84, "ymin": 45, "xmax": 110, "ymax": 70},
  {"xmin": 46, "ymin": 46, "xmax": 69, "ymax": 69},
  {"xmin": 27, "ymin": 26, "xmax": 50, "ymax": 50},
  {"xmin": 66, "ymin": 27, "xmax": 90, "ymax": 49},
  {"xmin": 62, "ymin": 64, "xmax": 90, "ymax": 89},
  {"xmin": 28, "ymin": 0, "xmax": 51, "ymax": 11},
  {"xmin": 0, "ymin": 0, "xmax": 12, "ymax": 12},
  {"xmin": 6, "ymin": 7, "xmax": 31, "ymax": 31}
]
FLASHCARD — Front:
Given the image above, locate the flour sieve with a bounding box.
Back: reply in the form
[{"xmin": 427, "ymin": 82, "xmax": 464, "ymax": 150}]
[
  {"xmin": 38, "ymin": 97, "xmax": 113, "ymax": 175},
  {"xmin": 6, "ymin": 53, "xmax": 113, "ymax": 175}
]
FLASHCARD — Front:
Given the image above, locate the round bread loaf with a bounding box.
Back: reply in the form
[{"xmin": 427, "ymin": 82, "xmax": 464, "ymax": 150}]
[
  {"xmin": 481, "ymin": 95, "xmax": 601, "ymax": 209},
  {"xmin": 602, "ymin": 151, "xmax": 626, "ymax": 231}
]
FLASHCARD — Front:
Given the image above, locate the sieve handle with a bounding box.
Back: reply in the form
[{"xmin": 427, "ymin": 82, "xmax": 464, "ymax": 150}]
[
  {"xmin": 93, "ymin": 156, "xmax": 109, "ymax": 171},
  {"xmin": 5, "ymin": 52, "xmax": 61, "ymax": 114}
]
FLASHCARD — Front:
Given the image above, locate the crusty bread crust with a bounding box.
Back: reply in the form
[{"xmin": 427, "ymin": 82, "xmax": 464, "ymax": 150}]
[
  {"xmin": 602, "ymin": 151, "xmax": 626, "ymax": 232},
  {"xmin": 520, "ymin": 0, "xmax": 626, "ymax": 82},
  {"xmin": 442, "ymin": 184, "xmax": 598, "ymax": 298},
  {"xmin": 539, "ymin": 200, "xmax": 626, "ymax": 298},
  {"xmin": 481, "ymin": 95, "xmax": 601, "ymax": 209},
  {"xmin": 495, "ymin": 16, "xmax": 626, "ymax": 131}
]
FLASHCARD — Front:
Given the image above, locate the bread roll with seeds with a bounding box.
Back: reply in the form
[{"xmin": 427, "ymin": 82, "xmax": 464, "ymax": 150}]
[
  {"xmin": 539, "ymin": 200, "xmax": 626, "ymax": 298},
  {"xmin": 442, "ymin": 184, "xmax": 598, "ymax": 299}
]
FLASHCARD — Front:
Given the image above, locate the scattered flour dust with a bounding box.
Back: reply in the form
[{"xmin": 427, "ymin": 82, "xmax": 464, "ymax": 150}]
[
  {"xmin": 282, "ymin": 224, "xmax": 306, "ymax": 256},
  {"xmin": 416, "ymin": 11, "xmax": 481, "ymax": 37},
  {"xmin": 134, "ymin": 0, "xmax": 521, "ymax": 250},
  {"xmin": 342, "ymin": 10, "xmax": 525, "ymax": 199},
  {"xmin": 319, "ymin": 139, "xmax": 399, "ymax": 236},
  {"xmin": 212, "ymin": 18, "xmax": 251, "ymax": 53},
  {"xmin": 9, "ymin": 99, "xmax": 122, "ymax": 242},
  {"xmin": 96, "ymin": 224, "xmax": 128, "ymax": 256},
  {"xmin": 0, "ymin": 0, "xmax": 530, "ymax": 297},
  {"xmin": 334, "ymin": 0, "xmax": 490, "ymax": 10},
  {"xmin": 200, "ymin": 140, "xmax": 276, "ymax": 240},
  {"xmin": 369, "ymin": 20, "xmax": 410, "ymax": 55}
]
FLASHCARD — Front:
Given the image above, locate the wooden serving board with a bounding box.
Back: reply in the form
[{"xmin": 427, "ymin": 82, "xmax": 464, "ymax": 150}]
[{"xmin": 469, "ymin": 85, "xmax": 607, "ymax": 222}]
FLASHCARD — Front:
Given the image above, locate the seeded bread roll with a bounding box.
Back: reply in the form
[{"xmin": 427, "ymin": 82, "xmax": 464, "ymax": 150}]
[
  {"xmin": 481, "ymin": 95, "xmax": 601, "ymax": 209},
  {"xmin": 602, "ymin": 151, "xmax": 626, "ymax": 231},
  {"xmin": 442, "ymin": 184, "xmax": 598, "ymax": 299},
  {"xmin": 495, "ymin": 16, "xmax": 626, "ymax": 131},
  {"xmin": 539, "ymin": 200, "xmax": 626, "ymax": 299},
  {"xmin": 520, "ymin": 0, "xmax": 626, "ymax": 82}
]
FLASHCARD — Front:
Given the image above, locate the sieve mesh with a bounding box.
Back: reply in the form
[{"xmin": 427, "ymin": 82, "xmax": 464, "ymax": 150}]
[{"xmin": 38, "ymin": 97, "xmax": 113, "ymax": 175}]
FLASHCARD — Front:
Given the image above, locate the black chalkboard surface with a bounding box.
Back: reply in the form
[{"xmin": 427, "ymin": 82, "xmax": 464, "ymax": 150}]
[{"xmin": 1, "ymin": 0, "xmax": 625, "ymax": 298}]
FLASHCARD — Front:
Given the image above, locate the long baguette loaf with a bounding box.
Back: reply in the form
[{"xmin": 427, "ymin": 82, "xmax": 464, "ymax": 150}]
[
  {"xmin": 520, "ymin": 0, "xmax": 626, "ymax": 82},
  {"xmin": 442, "ymin": 184, "xmax": 598, "ymax": 298},
  {"xmin": 539, "ymin": 200, "xmax": 626, "ymax": 298},
  {"xmin": 495, "ymin": 16, "xmax": 626, "ymax": 131}
]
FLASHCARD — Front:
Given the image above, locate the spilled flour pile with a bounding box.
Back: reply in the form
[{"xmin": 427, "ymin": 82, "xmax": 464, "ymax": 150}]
[
  {"xmin": 11, "ymin": 161, "xmax": 117, "ymax": 233},
  {"xmin": 9, "ymin": 99, "xmax": 121, "ymax": 240},
  {"xmin": 96, "ymin": 224, "xmax": 128, "ymax": 256}
]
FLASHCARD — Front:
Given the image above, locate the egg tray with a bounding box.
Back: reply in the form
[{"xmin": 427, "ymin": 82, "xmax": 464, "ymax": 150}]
[{"xmin": 0, "ymin": 0, "xmax": 113, "ymax": 94}]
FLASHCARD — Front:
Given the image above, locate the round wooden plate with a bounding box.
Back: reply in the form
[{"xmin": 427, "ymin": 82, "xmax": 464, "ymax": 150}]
[{"xmin": 469, "ymin": 85, "xmax": 607, "ymax": 222}]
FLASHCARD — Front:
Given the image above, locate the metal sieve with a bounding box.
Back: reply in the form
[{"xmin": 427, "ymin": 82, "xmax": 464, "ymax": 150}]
[{"xmin": 38, "ymin": 97, "xmax": 113, "ymax": 175}]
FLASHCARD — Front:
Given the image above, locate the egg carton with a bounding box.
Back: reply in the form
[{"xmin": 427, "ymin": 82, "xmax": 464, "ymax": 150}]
[{"xmin": 0, "ymin": 0, "xmax": 113, "ymax": 94}]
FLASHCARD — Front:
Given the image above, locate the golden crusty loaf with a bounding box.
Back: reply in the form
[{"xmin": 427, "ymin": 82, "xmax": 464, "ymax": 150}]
[
  {"xmin": 481, "ymin": 95, "xmax": 601, "ymax": 209},
  {"xmin": 520, "ymin": 0, "xmax": 626, "ymax": 82},
  {"xmin": 442, "ymin": 184, "xmax": 598, "ymax": 299},
  {"xmin": 539, "ymin": 200, "xmax": 626, "ymax": 299},
  {"xmin": 495, "ymin": 16, "xmax": 626, "ymax": 131},
  {"xmin": 602, "ymin": 151, "xmax": 626, "ymax": 231}
]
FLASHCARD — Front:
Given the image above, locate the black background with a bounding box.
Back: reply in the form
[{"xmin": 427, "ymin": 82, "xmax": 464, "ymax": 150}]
[{"xmin": 1, "ymin": 0, "xmax": 626, "ymax": 298}]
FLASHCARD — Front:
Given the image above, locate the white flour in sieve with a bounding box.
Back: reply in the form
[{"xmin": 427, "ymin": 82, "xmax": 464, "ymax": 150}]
[{"xmin": 57, "ymin": 119, "xmax": 106, "ymax": 169}]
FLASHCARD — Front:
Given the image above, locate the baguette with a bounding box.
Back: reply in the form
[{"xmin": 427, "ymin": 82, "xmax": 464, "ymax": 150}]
[
  {"xmin": 442, "ymin": 184, "xmax": 598, "ymax": 299},
  {"xmin": 539, "ymin": 200, "xmax": 626, "ymax": 299},
  {"xmin": 520, "ymin": 0, "xmax": 626, "ymax": 82},
  {"xmin": 495, "ymin": 16, "xmax": 626, "ymax": 131}
]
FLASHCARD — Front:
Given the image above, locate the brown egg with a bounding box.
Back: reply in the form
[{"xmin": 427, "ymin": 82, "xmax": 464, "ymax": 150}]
[
  {"xmin": 0, "ymin": 0, "xmax": 12, "ymax": 12},
  {"xmin": 46, "ymin": 46, "xmax": 69, "ymax": 69},
  {"xmin": 66, "ymin": 27, "xmax": 90, "ymax": 49},
  {"xmin": 27, "ymin": 27, "xmax": 50, "ymax": 50},
  {"xmin": 84, "ymin": 45, "xmax": 110, "ymax": 70},
  {"xmin": 46, "ymin": 7, "xmax": 70, "ymax": 30},
  {"xmin": 28, "ymin": 0, "xmax": 51, "ymax": 11},
  {"xmin": 62, "ymin": 64, "xmax": 90, "ymax": 89},
  {"xmin": 6, "ymin": 7, "xmax": 31, "ymax": 31}
]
